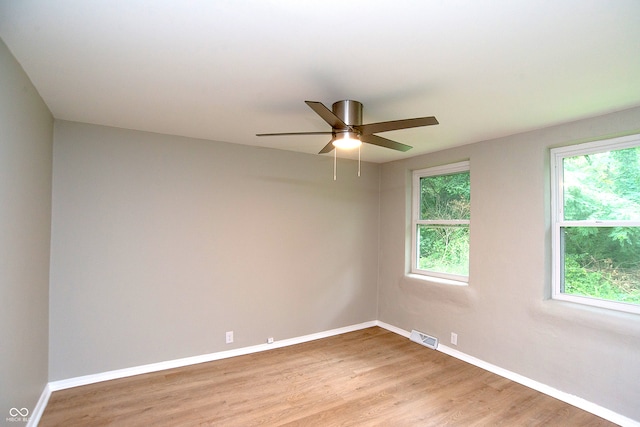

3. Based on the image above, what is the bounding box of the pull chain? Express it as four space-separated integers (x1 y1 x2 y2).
332 146 362 180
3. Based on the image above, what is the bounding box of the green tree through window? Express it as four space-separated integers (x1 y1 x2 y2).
412 162 470 281
552 136 640 313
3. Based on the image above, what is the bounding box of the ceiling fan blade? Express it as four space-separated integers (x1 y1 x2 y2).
360 134 412 152
256 131 333 136
305 101 349 130
318 141 335 154
356 116 438 134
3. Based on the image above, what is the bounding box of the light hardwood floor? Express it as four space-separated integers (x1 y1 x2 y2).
40 327 614 426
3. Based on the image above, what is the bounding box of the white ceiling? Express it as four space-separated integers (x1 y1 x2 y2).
1 1 639 163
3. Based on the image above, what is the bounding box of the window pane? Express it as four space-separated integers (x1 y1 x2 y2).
420 172 470 220
417 225 469 276
563 147 640 221
562 226 640 305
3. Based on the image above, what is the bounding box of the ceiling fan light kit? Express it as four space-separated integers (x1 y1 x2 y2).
257 99 438 180
331 131 361 149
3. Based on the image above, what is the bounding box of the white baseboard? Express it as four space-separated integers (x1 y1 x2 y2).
38 320 638 427
375 320 410 338
48 320 377 392
375 321 640 427
26 383 51 427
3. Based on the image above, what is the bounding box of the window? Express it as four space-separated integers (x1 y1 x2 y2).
411 161 470 282
551 134 640 314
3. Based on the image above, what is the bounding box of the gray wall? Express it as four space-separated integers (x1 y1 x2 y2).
0 39 52 419
49 121 380 380
378 106 640 421
3 28 639 421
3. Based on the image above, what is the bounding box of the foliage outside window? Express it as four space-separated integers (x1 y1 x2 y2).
412 161 470 282
551 135 640 314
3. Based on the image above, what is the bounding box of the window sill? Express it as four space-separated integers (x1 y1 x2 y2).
552 292 640 315
406 273 468 287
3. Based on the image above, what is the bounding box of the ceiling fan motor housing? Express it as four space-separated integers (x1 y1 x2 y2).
332 99 363 128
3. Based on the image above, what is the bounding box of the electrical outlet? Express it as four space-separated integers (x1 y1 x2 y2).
451 332 458 346
226 331 234 344
267 337 274 344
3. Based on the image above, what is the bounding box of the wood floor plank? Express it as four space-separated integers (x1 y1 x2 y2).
39 327 615 426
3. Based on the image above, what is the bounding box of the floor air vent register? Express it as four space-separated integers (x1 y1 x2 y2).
410 329 438 350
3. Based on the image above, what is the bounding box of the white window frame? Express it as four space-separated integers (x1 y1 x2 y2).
411 161 470 283
550 134 640 315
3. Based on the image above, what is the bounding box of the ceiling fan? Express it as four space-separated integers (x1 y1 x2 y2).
256 100 439 154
